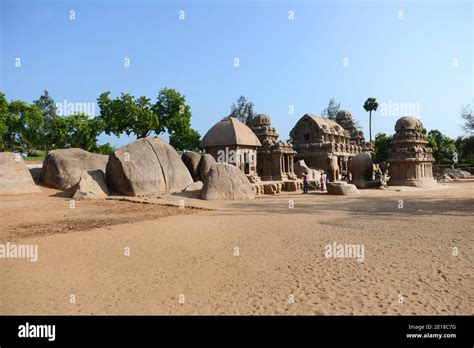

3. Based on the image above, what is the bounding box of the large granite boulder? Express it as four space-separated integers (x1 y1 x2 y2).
106 137 193 196
199 154 216 181
326 182 360 196
41 148 108 190
201 163 254 200
0 152 39 194
350 152 374 188
73 170 109 200
181 151 202 181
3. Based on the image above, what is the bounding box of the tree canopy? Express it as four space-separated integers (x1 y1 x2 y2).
321 97 340 120
97 88 201 151
229 95 255 126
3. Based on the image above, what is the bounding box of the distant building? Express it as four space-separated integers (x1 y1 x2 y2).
250 114 297 181
201 117 261 179
289 114 363 172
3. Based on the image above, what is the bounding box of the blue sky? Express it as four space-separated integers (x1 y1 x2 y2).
1 0 472 148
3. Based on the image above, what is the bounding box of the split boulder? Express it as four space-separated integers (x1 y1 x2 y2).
106 137 193 196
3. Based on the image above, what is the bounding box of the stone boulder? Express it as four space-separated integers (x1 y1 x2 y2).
436 173 453 183
199 154 216 182
439 168 471 179
184 181 203 192
181 151 202 181
201 163 254 200
0 152 39 194
326 182 360 196
106 137 193 196
73 170 109 199
41 148 108 190
350 152 373 188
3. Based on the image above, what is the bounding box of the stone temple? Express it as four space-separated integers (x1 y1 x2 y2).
250 114 297 181
290 114 363 172
335 110 371 151
387 116 436 187
201 117 261 181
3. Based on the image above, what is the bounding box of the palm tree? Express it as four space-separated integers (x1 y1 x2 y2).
363 97 379 143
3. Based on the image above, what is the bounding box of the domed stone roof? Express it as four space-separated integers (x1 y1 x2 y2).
395 117 423 131
336 110 352 123
252 114 271 126
201 117 262 147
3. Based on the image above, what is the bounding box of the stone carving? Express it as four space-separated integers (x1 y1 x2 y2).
201 117 261 181
290 114 363 174
387 117 436 187
250 114 297 181
349 152 374 188
326 154 340 182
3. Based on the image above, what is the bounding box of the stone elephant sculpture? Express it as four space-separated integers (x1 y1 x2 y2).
350 152 374 183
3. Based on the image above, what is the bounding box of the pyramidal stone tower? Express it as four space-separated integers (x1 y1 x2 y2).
388 117 436 187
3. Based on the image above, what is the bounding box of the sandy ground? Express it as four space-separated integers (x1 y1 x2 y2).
0 181 473 315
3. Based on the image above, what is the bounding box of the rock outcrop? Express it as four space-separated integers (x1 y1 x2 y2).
0 152 38 194
201 163 254 200
198 154 216 182
73 170 109 199
181 151 202 181
41 148 108 190
106 137 193 196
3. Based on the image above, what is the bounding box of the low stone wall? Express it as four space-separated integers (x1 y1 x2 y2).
252 180 303 196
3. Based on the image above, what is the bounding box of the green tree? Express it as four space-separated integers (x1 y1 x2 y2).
363 97 378 143
0 93 8 151
154 88 201 151
229 95 255 126
97 88 201 151
63 113 102 151
427 129 457 165
33 90 59 149
321 97 340 120
373 133 392 163
454 135 474 164
4 100 43 154
461 104 473 134
97 92 157 138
